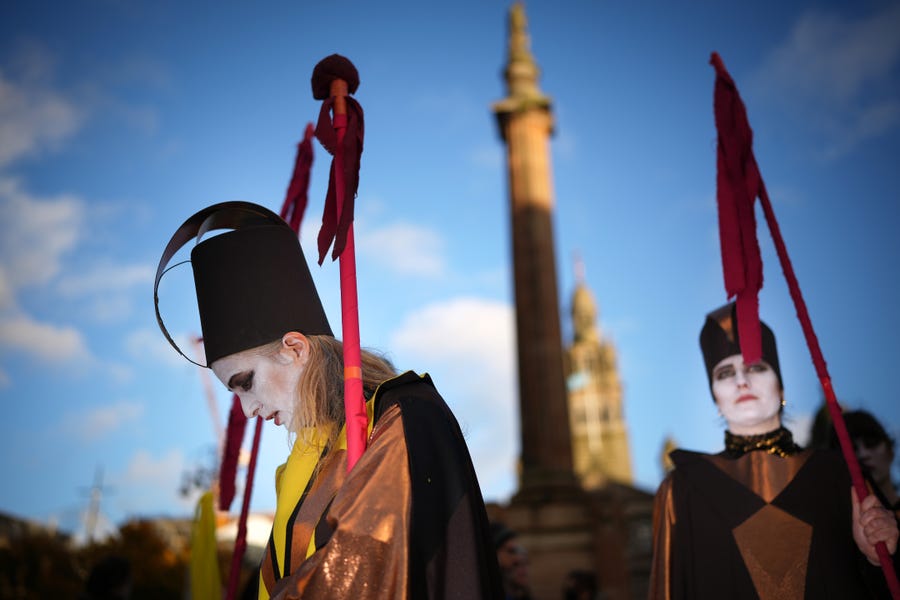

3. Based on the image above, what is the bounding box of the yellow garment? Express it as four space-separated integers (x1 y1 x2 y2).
259 400 374 600
190 490 221 600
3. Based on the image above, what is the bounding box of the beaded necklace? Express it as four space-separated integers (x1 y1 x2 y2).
724 426 802 458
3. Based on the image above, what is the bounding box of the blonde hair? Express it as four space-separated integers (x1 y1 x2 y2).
259 335 397 453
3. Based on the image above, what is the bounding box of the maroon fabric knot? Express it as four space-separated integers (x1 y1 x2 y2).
311 54 360 100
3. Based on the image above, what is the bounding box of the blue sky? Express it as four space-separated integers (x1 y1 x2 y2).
2 0 899 538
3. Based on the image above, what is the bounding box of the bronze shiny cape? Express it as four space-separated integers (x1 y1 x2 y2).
649 448 896 600
261 371 503 599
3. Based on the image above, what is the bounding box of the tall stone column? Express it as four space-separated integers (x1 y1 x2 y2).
493 2 576 495
487 7 649 599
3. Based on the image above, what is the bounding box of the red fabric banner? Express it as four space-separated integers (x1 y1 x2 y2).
217 395 246 511
315 97 364 264
710 51 763 365
282 122 316 232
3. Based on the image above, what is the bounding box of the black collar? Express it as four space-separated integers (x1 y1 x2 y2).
723 426 802 458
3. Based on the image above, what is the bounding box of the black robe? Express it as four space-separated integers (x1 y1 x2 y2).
649 447 896 599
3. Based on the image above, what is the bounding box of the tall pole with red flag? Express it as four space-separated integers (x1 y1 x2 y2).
311 55 367 471
710 51 900 597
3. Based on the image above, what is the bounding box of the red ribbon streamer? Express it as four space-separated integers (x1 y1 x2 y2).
315 96 364 264
217 395 246 511
282 122 317 232
711 51 900 598
711 52 763 365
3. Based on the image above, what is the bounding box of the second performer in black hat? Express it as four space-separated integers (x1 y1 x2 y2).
648 302 900 599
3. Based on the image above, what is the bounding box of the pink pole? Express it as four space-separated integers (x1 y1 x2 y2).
329 80 366 471
757 182 900 598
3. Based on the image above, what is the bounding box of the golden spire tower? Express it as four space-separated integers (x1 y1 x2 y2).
565 261 633 488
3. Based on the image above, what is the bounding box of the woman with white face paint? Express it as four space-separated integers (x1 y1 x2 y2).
156 202 503 600
648 303 900 600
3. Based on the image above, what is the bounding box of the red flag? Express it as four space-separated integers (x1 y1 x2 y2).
310 54 368 471
710 51 763 365
314 96 364 264
217 396 246 511
282 123 316 231
710 52 900 597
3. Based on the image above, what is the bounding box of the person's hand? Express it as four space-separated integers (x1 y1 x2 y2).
852 486 899 565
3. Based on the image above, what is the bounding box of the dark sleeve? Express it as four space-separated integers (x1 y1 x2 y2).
814 450 900 599
392 378 505 599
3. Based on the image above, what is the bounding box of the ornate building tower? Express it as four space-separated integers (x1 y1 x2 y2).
565 264 633 488
492 0 576 494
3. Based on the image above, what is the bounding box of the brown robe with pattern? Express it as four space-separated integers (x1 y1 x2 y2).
649 447 895 599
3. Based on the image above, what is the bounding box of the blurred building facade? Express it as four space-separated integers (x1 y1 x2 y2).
565 266 634 489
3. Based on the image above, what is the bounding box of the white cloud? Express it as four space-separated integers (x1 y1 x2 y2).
0 181 86 355
84 294 135 323
125 327 193 367
0 176 85 289
392 297 513 368
358 222 446 277
56 262 154 322
0 49 84 167
0 312 89 362
57 263 154 297
0 267 14 311
756 4 900 157
390 297 519 500
0 179 151 362
116 449 192 515
122 448 184 485
766 6 900 105
104 361 135 385
61 400 144 443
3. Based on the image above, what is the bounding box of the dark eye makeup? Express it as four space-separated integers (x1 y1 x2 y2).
714 366 735 380
228 370 254 392
714 361 771 381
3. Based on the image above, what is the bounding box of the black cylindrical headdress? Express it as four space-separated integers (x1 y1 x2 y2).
155 201 332 367
699 302 782 390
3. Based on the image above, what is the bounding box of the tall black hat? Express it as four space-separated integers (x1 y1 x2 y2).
699 302 782 390
155 201 332 367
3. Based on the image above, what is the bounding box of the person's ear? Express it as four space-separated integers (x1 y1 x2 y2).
279 332 309 365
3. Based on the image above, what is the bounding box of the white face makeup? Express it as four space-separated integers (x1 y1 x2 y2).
711 354 782 436
211 335 307 431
